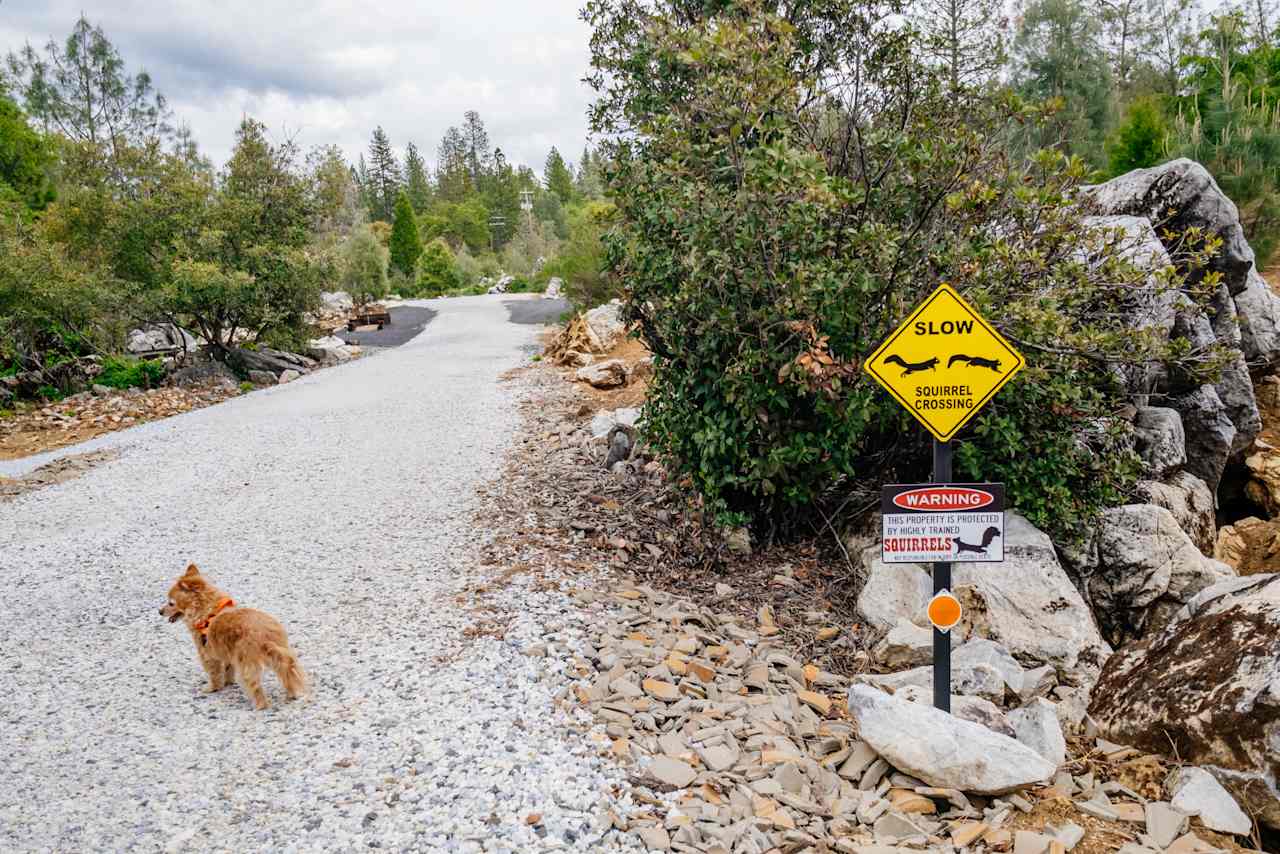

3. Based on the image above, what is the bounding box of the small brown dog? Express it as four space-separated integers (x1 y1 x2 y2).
160 564 307 710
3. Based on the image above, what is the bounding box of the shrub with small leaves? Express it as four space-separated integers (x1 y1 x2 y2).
585 0 1220 543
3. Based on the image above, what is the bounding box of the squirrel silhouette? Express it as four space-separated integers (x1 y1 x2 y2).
954 526 1000 555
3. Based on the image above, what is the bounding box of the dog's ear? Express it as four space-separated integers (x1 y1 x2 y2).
178 563 203 591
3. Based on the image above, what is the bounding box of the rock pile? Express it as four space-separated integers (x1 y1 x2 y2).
0 381 240 459
559 582 1259 852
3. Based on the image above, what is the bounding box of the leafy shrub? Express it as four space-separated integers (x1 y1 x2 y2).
340 226 389 308
97 355 166 389
414 239 461 297
585 0 1217 543
1108 97 1168 176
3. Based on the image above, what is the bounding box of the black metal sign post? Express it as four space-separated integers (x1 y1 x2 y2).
932 438 952 714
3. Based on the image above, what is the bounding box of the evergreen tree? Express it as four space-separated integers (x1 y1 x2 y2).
388 190 423 277
544 147 574 203
484 147 522 249
437 125 473 202
575 146 604 199
462 110 492 191
1013 0 1114 163
6 15 172 149
367 126 401 222
919 0 1008 88
404 141 431 212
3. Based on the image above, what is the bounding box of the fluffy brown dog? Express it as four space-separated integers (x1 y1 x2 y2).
160 564 307 710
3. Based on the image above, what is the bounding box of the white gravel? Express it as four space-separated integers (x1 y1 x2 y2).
0 296 631 852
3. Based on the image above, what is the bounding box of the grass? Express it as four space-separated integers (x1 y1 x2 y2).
97 356 166 390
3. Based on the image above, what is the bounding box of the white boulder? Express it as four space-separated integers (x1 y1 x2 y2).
846 685 1056 795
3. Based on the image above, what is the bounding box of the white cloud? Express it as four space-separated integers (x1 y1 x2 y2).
1 0 595 173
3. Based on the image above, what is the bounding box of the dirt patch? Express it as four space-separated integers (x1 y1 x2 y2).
0 449 119 502
0 380 240 461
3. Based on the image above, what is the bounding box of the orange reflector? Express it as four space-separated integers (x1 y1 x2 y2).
927 590 962 632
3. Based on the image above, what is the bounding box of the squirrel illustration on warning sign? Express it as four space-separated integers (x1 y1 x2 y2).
882 355 939 376
947 354 1003 372
954 526 1001 555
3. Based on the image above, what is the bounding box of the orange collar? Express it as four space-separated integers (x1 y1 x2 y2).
193 598 235 634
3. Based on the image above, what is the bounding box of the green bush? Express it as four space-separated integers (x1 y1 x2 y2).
585 0 1218 543
340 226 389 308
414 239 461 297
97 355 166 389
1108 97 1168 177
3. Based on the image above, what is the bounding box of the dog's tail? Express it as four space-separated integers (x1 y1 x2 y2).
265 643 308 699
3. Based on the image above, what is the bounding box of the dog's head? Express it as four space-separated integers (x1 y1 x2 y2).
160 564 209 624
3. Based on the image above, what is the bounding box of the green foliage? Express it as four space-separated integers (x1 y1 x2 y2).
388 191 422 276
413 239 460 297
544 147 574 203
418 198 490 253
341 226 389 308
541 200 615 308
1108 97 1169 175
584 0 1215 542
97 355 165 389
366 126 400 222
0 94 56 212
1012 0 1114 166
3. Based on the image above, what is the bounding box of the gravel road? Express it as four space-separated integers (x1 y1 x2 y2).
0 295 627 852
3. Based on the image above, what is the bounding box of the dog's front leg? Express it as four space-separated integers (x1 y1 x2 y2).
196 643 227 693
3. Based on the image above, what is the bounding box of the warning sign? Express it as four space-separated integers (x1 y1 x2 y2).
881 483 1005 563
864 283 1024 441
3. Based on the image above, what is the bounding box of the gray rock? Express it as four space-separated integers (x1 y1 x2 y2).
247 370 275 386
319 290 353 312
857 513 1110 683
585 301 626 350
1089 504 1235 643
859 662 1005 704
1169 385 1236 497
576 359 628 389
277 369 300 384
1234 267 1280 367
1008 699 1067 768
1145 802 1188 849
543 277 564 300
847 685 1056 795
1135 471 1216 556
1132 407 1186 478
1089 574 1280 829
894 686 1015 737
646 756 697 789
1214 351 1262 454
589 407 639 439
871 619 934 669
1168 767 1252 836
1084 159 1255 295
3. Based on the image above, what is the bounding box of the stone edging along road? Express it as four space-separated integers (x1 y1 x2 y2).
0 294 632 852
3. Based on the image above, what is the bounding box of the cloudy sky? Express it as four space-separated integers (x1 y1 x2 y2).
0 1 595 174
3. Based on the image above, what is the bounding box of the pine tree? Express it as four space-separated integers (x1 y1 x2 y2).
575 146 604 199
367 126 401 222
484 147 522 249
388 190 423 277
462 110 492 192
919 0 1008 88
544 147 574 203
436 125 472 202
404 141 431 212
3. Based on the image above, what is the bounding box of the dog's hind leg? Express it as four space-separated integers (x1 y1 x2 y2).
234 661 270 710
266 643 308 700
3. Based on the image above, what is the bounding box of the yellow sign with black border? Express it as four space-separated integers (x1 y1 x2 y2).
864 284 1024 442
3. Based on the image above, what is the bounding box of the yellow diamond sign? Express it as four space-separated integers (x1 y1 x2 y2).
864 284 1024 442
